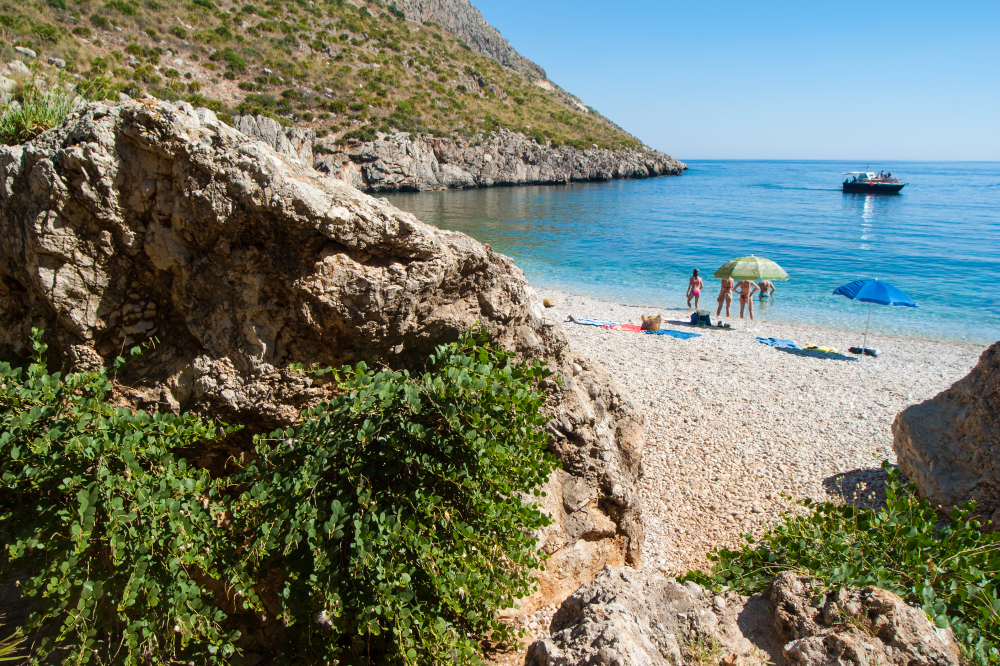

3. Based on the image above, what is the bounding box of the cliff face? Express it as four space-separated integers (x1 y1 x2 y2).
234 114 686 193
391 0 548 81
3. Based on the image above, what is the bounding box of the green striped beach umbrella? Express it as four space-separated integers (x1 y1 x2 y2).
713 255 789 281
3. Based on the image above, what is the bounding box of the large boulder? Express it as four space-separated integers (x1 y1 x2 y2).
0 99 644 611
893 342 1000 525
526 568 960 666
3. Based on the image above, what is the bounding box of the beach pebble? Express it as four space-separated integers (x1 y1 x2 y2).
539 288 983 573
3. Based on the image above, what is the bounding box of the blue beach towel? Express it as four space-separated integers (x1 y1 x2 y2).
756 336 800 349
569 318 622 327
644 329 701 340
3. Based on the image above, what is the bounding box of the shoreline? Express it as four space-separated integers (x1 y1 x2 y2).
533 284 993 347
536 287 986 574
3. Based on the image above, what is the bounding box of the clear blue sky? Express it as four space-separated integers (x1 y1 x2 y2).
472 1 1000 161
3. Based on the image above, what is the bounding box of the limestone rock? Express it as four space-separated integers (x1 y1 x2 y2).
526 568 960 666
0 99 644 608
771 572 960 666
893 341 1000 524
525 566 773 666
233 120 686 193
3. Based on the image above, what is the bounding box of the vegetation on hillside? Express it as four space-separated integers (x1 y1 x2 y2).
684 462 1000 665
0 0 642 150
0 329 557 664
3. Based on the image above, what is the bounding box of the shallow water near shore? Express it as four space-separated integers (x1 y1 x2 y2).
384 160 999 345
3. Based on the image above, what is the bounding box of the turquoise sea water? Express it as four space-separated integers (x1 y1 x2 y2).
384 161 1000 345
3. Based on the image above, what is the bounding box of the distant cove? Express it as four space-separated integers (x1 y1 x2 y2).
385 160 1000 345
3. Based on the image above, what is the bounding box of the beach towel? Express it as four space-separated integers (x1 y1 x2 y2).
644 329 701 340
603 323 643 332
756 337 800 349
805 343 841 354
568 318 621 327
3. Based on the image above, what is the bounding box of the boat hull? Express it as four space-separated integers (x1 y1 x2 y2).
842 182 906 194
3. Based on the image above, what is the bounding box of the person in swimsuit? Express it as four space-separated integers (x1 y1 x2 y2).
758 279 776 301
686 269 703 310
733 279 759 319
716 277 734 317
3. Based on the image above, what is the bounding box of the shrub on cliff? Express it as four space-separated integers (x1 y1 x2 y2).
685 462 1000 665
0 332 243 664
232 330 557 663
0 82 77 145
0 330 556 665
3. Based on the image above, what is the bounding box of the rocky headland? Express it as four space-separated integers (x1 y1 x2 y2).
233 113 686 192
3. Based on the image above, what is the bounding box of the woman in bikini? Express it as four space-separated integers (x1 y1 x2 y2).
686 269 703 310
734 279 759 319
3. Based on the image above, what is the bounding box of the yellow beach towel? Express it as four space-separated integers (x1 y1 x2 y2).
805 343 840 354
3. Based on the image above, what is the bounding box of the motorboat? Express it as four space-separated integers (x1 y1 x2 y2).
842 171 906 194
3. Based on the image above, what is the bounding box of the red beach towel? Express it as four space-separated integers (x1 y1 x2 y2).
602 323 643 332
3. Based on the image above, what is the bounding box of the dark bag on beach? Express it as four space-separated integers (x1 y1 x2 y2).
690 312 712 327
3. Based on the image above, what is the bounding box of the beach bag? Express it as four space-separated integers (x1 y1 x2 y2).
690 312 712 327
641 315 661 331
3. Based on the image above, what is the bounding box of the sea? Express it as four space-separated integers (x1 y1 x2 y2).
383 161 1000 345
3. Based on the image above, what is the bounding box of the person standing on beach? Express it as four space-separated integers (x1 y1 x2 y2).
758 279 776 301
686 269 703 310
716 277 735 317
734 279 759 319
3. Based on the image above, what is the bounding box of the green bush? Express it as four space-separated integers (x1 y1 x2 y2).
233 331 556 663
1 331 556 665
338 126 376 143
0 332 243 664
684 462 1000 665
105 0 136 16
0 83 77 145
89 13 112 29
167 25 187 38
71 25 92 37
210 47 246 73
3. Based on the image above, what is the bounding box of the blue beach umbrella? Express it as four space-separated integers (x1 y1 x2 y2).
832 279 917 354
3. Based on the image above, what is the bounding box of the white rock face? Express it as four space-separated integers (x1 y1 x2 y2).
232 115 686 193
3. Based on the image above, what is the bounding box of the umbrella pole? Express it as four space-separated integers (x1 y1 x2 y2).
862 303 872 359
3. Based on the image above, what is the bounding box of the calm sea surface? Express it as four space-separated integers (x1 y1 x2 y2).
383 161 1000 345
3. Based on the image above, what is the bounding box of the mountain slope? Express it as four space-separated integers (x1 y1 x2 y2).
0 0 683 176
389 0 546 80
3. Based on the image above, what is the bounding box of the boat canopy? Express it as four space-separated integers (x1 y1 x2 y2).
843 171 877 179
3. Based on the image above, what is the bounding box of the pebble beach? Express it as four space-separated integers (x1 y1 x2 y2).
537 287 987 575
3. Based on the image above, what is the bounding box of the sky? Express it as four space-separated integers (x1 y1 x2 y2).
471 0 1000 161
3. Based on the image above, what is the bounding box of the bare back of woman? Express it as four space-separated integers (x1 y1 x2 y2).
686 269 703 310
717 277 735 317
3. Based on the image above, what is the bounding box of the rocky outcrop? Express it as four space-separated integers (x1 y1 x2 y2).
390 0 547 80
893 341 1000 525
771 572 959 666
526 568 960 666
314 129 686 192
233 116 686 192
525 566 773 666
0 99 644 611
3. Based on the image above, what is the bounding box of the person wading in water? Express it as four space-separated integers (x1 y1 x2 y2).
716 277 735 318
